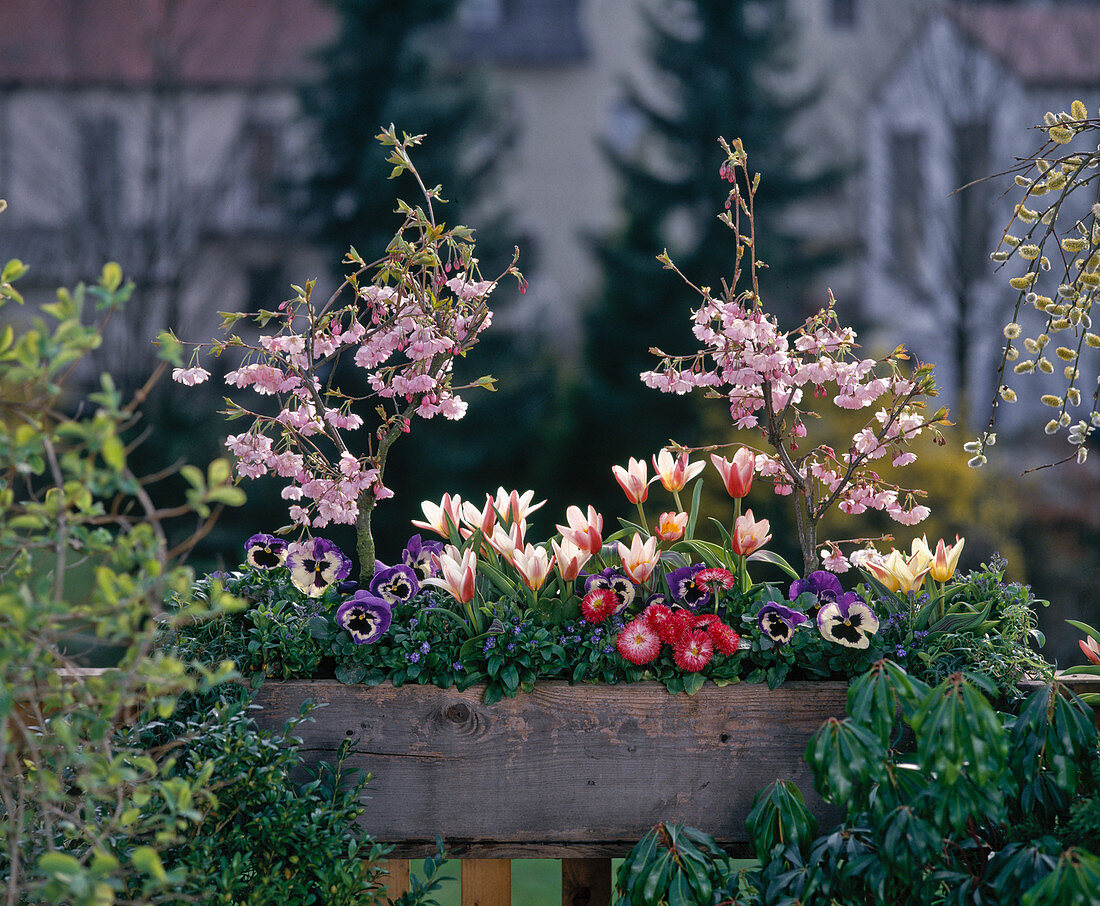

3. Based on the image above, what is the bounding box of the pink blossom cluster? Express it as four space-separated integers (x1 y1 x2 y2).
200 272 496 530
642 298 935 528
642 137 948 571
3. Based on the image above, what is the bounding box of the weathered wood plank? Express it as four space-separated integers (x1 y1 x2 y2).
562 858 612 906
382 859 410 898
461 859 511 906
252 680 848 855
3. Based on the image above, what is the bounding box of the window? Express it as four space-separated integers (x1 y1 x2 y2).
889 131 923 280
458 0 503 30
247 122 280 209
830 0 857 29
953 120 992 285
80 116 121 230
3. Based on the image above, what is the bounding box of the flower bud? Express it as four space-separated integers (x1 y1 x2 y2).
1014 360 1035 374
1045 419 1060 434
1019 245 1040 260
1038 358 1054 374
1067 388 1082 406
1003 322 1022 339
999 386 1017 403
1041 394 1062 407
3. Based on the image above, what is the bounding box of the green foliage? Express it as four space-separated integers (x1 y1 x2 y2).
736 662 1100 905
873 556 1052 696
614 823 741 906
0 245 244 902
127 687 390 905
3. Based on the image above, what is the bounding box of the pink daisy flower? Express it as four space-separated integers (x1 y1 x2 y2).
710 622 742 655
673 630 714 672
582 588 619 624
695 567 736 590
616 618 662 665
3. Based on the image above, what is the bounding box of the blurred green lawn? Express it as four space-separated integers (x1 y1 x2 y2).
424 860 588 905
410 857 757 903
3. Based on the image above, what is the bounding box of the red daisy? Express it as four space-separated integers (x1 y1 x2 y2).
695 567 736 590
673 629 714 672
643 602 673 634
710 621 742 655
582 587 619 623
616 618 662 665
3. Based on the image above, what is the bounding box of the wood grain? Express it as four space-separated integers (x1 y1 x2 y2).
381 859 410 898
461 859 511 906
252 680 848 856
561 858 612 906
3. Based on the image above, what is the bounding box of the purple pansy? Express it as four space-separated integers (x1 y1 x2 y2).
667 564 710 609
369 563 420 605
286 537 352 597
583 567 635 615
335 591 392 644
402 534 444 581
245 533 288 570
789 570 843 620
817 592 879 649
757 601 809 644
644 592 670 609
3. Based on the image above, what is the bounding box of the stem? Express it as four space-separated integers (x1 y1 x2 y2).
794 491 817 575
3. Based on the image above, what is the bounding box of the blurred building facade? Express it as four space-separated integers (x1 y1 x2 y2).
863 3 1100 435
0 0 336 382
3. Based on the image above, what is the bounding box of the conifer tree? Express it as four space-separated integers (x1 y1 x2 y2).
562 0 844 511
300 0 534 550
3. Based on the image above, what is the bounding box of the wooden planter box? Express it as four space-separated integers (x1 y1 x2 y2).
250 679 849 859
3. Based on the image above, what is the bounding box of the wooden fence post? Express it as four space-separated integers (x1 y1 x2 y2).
562 858 613 906
461 859 511 906
382 859 410 899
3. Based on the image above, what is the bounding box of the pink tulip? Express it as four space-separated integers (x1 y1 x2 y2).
424 545 477 604
617 534 660 584
711 448 755 499
411 493 463 537
1081 636 1100 666
652 449 704 493
492 487 546 525
731 509 771 556
513 543 555 592
460 494 498 537
654 511 688 542
486 522 524 567
556 504 603 555
551 537 592 582
612 457 651 504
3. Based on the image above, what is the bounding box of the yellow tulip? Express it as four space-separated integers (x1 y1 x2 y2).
929 536 965 582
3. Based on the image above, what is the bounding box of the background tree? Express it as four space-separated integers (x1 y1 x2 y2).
554 0 846 524
299 0 536 559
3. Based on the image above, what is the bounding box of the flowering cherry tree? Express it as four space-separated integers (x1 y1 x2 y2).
170 128 522 584
642 138 950 573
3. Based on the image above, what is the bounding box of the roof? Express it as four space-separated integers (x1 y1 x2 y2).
0 0 338 88
950 3 1100 87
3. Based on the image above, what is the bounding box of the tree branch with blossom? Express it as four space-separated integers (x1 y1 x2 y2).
642 138 950 573
170 127 522 584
